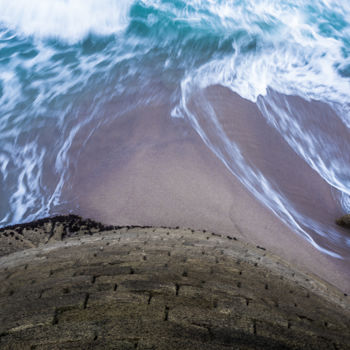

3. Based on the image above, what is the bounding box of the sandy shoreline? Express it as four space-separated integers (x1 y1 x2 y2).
61 89 350 294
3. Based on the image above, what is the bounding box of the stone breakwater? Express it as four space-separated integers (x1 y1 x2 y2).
0 216 349 349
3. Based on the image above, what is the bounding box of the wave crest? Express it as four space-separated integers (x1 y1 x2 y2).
0 0 133 42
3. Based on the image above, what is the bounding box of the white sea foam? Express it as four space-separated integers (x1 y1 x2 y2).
7 142 46 224
0 0 133 42
175 75 346 258
171 0 350 256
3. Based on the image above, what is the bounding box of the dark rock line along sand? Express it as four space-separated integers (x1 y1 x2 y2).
1 216 349 349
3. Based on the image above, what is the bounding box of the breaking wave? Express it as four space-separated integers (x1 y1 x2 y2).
0 0 350 258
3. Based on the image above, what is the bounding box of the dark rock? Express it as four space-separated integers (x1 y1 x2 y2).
336 214 350 228
0 215 117 258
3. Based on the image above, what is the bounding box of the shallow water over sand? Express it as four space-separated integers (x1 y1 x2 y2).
0 0 350 265
67 91 350 292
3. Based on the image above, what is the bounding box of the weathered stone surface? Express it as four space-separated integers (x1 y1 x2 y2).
0 215 115 257
336 214 350 228
0 216 349 349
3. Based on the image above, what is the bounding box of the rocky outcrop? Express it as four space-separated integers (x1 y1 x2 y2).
0 215 115 258
336 214 350 228
0 216 349 349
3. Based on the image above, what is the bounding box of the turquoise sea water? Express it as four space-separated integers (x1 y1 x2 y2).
0 0 350 258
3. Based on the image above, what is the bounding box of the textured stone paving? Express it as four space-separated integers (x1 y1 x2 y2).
0 216 349 349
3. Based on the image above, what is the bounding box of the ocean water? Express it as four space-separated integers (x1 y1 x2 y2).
0 0 350 258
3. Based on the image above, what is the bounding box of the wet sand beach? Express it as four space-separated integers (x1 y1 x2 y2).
64 89 350 294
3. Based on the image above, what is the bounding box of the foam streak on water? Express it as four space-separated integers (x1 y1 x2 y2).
0 0 349 258
0 0 133 43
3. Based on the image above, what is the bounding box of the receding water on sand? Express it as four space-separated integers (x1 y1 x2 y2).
0 0 350 289
59 89 348 292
